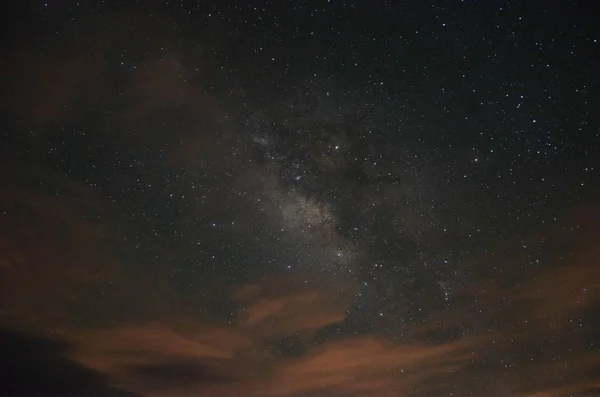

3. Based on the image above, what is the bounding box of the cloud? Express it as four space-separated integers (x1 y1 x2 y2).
54 322 262 397
263 336 474 397
62 323 253 364
4 181 596 397
1 38 109 124
2 162 599 397
0 327 140 397
472 200 600 332
233 272 354 337
0 167 119 323
0 11 157 125
413 201 600 397
4 263 472 397
40 269 482 397
512 206 600 326
1 10 224 172
0 166 183 328
126 361 235 390
50 320 477 397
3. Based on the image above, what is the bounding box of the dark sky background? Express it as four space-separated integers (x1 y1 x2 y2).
1 1 599 396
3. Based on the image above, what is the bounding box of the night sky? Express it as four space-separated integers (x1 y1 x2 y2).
1 1 599 396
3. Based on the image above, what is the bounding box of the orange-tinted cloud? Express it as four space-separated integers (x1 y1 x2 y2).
49 320 478 397
1 10 223 160
234 272 354 337
2 164 599 397
0 167 117 322
1 43 107 124
263 336 475 397
413 201 600 397
0 166 181 328
470 200 600 332
54 322 261 396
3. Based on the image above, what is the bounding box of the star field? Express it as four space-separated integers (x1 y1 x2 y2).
0 1 599 396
